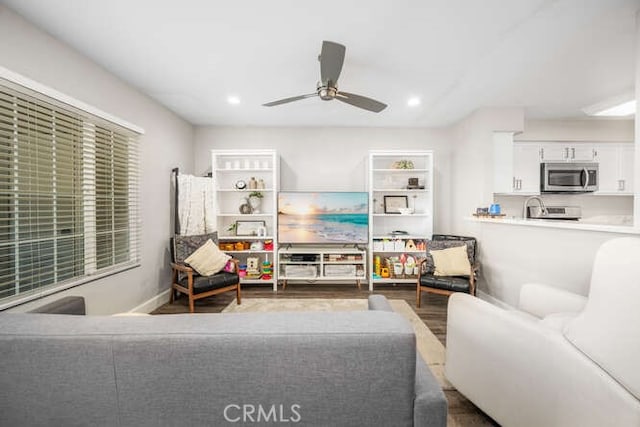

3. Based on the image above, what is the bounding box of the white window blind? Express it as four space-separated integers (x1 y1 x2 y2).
0 84 140 305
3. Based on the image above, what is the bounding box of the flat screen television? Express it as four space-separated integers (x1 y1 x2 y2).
278 192 369 244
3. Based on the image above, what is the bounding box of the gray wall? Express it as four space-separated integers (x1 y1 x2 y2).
1 6 194 314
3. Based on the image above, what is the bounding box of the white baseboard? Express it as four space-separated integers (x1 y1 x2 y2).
129 290 171 314
477 290 514 310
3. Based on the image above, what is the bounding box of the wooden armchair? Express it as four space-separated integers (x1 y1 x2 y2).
416 234 478 308
170 232 241 313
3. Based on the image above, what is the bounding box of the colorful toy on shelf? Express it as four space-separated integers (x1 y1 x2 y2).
261 259 273 280
374 256 381 276
380 267 390 278
238 264 247 278
405 239 417 251
246 257 261 278
264 240 274 251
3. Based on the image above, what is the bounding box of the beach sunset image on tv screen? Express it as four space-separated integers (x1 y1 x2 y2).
278 192 369 244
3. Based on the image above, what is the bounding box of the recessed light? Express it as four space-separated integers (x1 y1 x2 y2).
227 96 241 105
407 97 421 107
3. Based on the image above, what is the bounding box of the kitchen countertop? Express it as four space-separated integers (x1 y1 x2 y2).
467 216 640 234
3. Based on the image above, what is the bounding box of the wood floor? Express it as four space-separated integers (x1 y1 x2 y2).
153 282 498 426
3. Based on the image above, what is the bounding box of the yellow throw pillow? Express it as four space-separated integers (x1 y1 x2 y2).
184 239 231 276
430 244 471 277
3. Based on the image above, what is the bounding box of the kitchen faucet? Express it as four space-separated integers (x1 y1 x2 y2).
523 196 547 219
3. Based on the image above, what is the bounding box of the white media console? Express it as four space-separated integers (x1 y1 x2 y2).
277 246 367 289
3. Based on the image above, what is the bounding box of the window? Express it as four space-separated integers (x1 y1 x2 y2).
0 83 140 306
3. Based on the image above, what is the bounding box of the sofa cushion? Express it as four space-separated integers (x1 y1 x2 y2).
430 245 471 277
564 237 640 401
184 239 230 276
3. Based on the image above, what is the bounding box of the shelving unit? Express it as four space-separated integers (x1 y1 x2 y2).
368 150 434 290
211 149 279 290
278 247 366 289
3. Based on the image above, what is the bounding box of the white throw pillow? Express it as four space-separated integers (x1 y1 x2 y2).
184 239 231 276
430 245 471 277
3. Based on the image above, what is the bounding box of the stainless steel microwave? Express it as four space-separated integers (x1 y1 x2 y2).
540 162 598 193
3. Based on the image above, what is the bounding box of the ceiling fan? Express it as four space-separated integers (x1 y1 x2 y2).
263 41 387 113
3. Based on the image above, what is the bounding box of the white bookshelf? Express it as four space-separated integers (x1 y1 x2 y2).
368 150 434 290
211 149 279 291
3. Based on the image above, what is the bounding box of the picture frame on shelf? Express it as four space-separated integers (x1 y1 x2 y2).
383 195 408 214
235 220 266 236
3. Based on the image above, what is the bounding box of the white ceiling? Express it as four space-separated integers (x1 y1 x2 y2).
2 0 638 127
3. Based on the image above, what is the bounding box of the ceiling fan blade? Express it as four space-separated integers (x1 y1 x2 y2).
336 91 387 113
262 93 317 107
319 41 346 86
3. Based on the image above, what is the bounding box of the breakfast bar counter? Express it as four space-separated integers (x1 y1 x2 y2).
462 216 640 307
466 217 640 235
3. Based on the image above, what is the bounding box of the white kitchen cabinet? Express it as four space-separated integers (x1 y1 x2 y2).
620 144 634 193
539 142 596 162
594 143 634 194
512 143 541 193
493 133 540 194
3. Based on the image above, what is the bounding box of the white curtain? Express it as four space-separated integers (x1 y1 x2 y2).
177 174 216 236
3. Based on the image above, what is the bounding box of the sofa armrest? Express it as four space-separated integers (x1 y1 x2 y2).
444 292 640 427
170 262 193 273
518 283 587 318
28 296 86 315
414 355 448 427
368 294 394 311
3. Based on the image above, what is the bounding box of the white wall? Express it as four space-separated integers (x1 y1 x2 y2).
636 9 640 227
449 107 525 235
1 6 194 314
194 126 454 232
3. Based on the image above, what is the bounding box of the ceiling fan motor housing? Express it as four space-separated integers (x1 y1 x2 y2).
318 86 337 100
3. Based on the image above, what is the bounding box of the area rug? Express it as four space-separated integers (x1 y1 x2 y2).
222 298 452 390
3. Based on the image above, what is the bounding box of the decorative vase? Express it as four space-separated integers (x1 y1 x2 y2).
248 196 261 213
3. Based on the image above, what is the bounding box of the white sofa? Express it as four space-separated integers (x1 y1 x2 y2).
445 237 640 427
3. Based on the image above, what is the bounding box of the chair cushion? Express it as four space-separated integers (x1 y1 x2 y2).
178 271 239 294
419 275 470 293
173 232 219 263
184 239 230 276
431 245 471 276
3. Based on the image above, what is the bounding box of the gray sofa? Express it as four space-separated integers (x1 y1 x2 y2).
0 295 446 427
